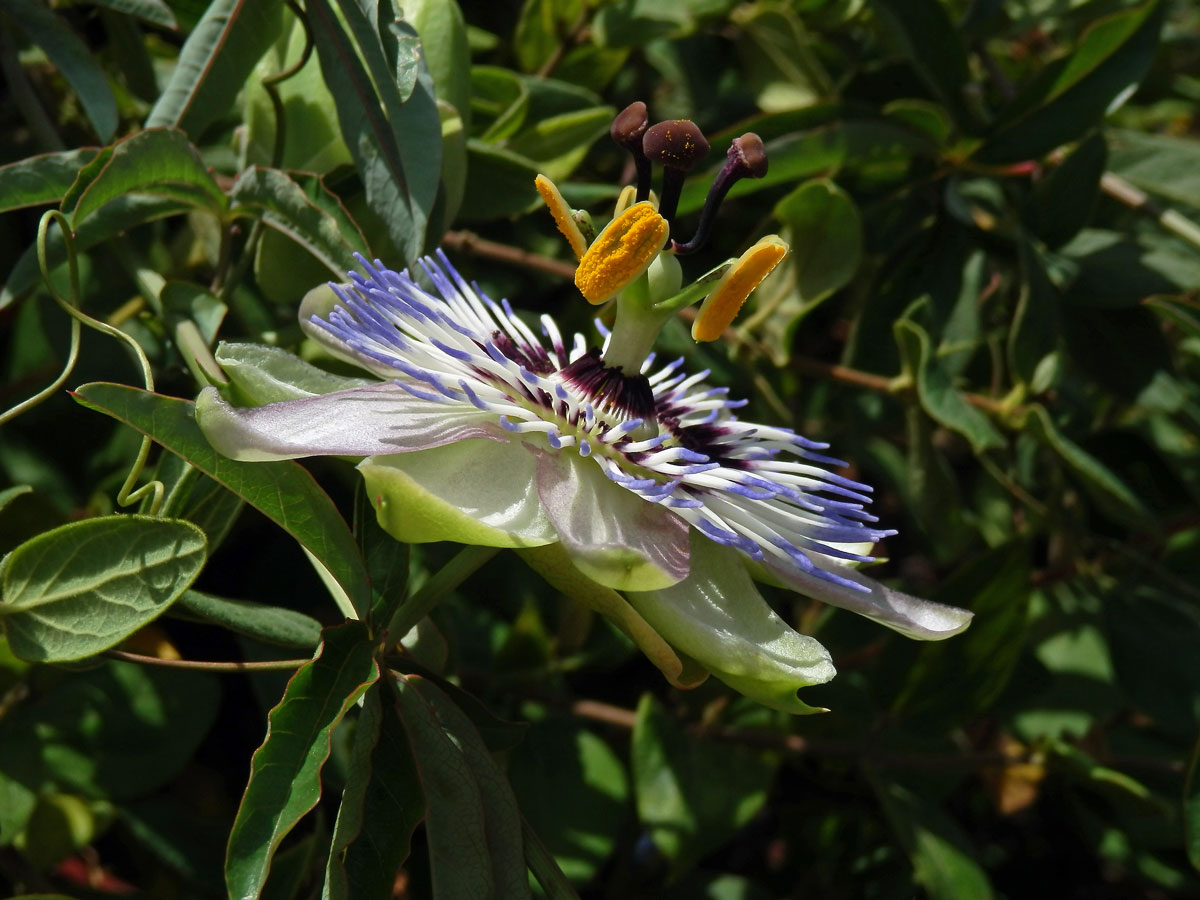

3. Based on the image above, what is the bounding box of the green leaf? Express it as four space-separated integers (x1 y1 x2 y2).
226 621 379 900
155 460 244 551
631 694 775 876
512 0 582 72
1186 731 1200 872
0 149 100 214
678 118 935 216
874 780 994 900
470 66 530 142
306 0 442 264
1058 229 1200 309
408 676 532 899
324 682 424 900
406 0 472 132
894 318 1005 453
1107 127 1200 209
1061 303 1173 401
2 197 193 308
508 715 628 885
72 383 372 618
5 0 118 141
354 487 409 630
892 542 1031 730
869 0 974 127
391 674 500 899
973 0 1164 164
773 177 863 301
1025 404 1154 526
731 3 831 112
460 139 540 220
0 516 206 662
0 659 220 802
173 590 322 649
89 0 177 28
1033 132 1107 249
70 128 228 227
506 105 616 180
231 167 367 278
0 486 33 516
147 0 287 137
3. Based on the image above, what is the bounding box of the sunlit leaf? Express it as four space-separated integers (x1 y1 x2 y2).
226 621 379 900
72 383 372 617
147 0 287 137
0 516 206 662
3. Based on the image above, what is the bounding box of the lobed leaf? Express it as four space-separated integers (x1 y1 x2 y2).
72 383 372 618
0 515 206 662
226 620 379 900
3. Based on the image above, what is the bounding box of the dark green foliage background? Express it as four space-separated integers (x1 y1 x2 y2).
1 0 1199 898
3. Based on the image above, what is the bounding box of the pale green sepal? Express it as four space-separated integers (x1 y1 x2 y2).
215 341 371 406
359 439 557 549
517 543 707 690
534 451 690 592
626 533 836 715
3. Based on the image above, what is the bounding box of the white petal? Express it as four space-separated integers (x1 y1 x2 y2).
195 384 498 461
626 533 835 714
359 439 557 548
762 560 973 640
533 449 690 591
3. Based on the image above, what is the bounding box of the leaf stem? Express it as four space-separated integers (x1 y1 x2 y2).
1099 171 1200 254
385 545 500 641
522 816 582 900
104 649 311 672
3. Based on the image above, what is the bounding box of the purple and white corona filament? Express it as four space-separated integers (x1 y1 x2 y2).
319 251 888 594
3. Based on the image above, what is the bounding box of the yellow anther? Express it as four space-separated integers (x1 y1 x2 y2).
691 235 789 342
575 202 669 305
535 174 587 261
